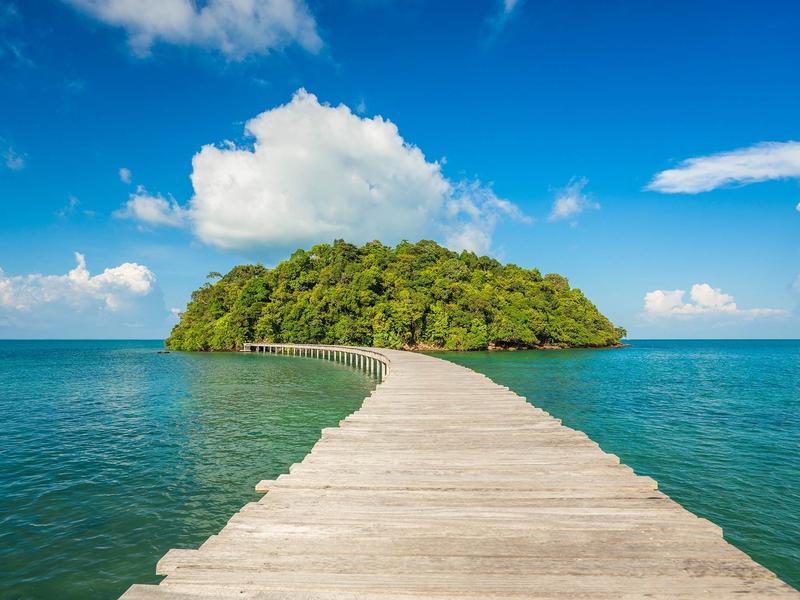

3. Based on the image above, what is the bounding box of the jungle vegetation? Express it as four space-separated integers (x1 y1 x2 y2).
166 240 626 351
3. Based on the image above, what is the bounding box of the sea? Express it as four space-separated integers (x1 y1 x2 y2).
0 339 798 598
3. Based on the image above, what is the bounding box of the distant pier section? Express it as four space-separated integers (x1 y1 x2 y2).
123 344 800 599
242 342 389 379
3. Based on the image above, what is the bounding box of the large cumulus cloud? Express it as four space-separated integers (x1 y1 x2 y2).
185 90 527 254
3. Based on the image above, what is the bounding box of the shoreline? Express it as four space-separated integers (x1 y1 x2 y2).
167 342 630 353
410 342 630 352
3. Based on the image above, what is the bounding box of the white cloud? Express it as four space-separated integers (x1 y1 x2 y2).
0 252 155 312
548 177 599 222
56 195 81 219
647 141 800 194
0 253 168 337
3 144 25 170
0 4 35 69
795 201 800 212
486 0 523 34
644 283 786 319
115 186 187 228
443 182 532 253
119 167 132 183
64 0 322 59
188 89 528 255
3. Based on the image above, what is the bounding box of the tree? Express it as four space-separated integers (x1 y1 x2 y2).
166 240 625 351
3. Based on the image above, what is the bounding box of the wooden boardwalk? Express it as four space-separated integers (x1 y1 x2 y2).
122 344 799 599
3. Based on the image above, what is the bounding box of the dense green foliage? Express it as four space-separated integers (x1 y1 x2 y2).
166 240 626 351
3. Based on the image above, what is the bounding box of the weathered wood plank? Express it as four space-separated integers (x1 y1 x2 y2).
254 479 275 493
121 344 800 599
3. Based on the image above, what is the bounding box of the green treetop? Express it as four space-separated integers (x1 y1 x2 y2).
166 239 626 352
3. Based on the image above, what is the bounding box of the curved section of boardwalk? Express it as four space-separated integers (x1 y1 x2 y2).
123 345 799 599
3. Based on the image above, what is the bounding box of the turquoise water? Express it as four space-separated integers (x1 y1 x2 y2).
0 341 375 599
440 340 800 590
1 340 798 597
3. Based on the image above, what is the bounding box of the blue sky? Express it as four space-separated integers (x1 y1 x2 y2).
1 0 799 339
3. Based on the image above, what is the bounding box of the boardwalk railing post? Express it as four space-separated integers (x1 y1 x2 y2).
252 343 390 382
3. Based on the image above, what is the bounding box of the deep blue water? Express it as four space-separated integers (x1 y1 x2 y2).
440 340 800 590
1 339 798 597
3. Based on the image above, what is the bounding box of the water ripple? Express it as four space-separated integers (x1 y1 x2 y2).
0 340 374 599
440 340 800 591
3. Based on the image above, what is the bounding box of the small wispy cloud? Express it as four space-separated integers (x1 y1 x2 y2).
644 283 786 319
444 180 532 254
548 177 599 223
114 185 187 229
2 41 34 68
485 0 523 37
56 195 95 219
119 167 132 183
3 143 25 170
647 141 800 194
0 3 35 69
56 195 80 219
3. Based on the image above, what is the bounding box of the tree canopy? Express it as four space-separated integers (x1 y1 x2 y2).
166 240 626 351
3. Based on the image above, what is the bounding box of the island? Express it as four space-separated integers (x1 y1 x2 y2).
166 239 626 351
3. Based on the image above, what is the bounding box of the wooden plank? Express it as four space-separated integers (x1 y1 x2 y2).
122 345 800 599
254 479 275 493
